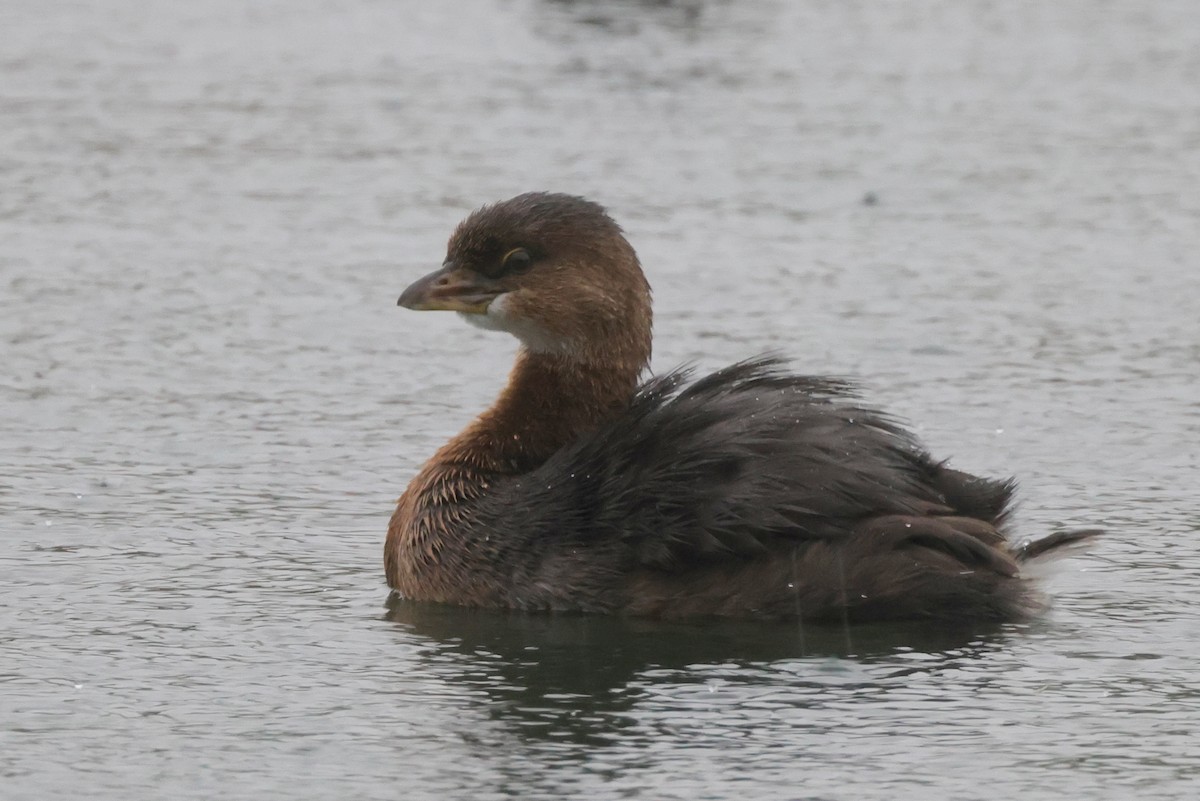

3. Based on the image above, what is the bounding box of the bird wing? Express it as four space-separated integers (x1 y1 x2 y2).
524 356 1015 571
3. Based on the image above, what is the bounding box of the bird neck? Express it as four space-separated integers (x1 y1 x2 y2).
439 348 644 475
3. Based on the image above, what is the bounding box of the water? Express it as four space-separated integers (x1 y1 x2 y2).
2 1 1198 798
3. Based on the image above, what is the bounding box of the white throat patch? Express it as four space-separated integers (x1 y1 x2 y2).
459 293 568 354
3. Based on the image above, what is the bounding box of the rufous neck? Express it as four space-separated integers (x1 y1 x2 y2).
448 349 644 474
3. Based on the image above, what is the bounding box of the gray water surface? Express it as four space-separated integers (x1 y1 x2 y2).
3 1 1198 799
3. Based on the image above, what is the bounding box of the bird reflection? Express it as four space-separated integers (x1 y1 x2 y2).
544 0 705 30
384 594 1011 748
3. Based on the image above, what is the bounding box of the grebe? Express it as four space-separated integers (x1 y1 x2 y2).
385 192 1094 621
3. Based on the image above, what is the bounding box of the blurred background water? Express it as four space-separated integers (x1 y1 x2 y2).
2 1 1198 799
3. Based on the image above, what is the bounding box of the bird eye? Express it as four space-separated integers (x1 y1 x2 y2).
500 248 533 274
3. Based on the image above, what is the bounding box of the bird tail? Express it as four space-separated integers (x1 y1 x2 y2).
1013 529 1102 561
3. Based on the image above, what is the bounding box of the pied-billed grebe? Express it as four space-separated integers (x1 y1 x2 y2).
386 192 1095 621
